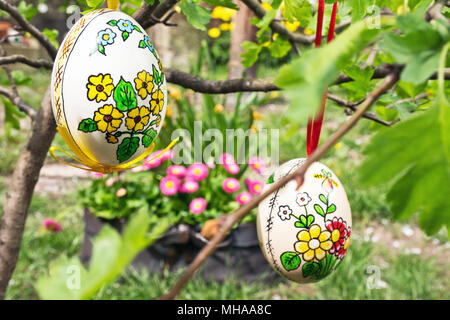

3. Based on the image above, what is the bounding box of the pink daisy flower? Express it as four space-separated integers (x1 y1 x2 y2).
105 177 117 187
116 187 127 198
91 172 104 178
43 219 62 233
220 153 240 175
144 153 162 169
246 179 264 195
159 149 174 162
222 177 240 193
167 165 187 178
189 197 207 214
160 175 181 196
248 156 265 174
179 179 199 193
186 163 209 181
236 191 252 205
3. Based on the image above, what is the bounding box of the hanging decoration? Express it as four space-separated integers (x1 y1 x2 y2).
257 1 352 283
50 1 174 173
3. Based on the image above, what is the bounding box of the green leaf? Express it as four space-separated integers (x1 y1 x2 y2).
379 14 448 84
306 214 315 227
18 1 38 21
319 194 327 204
122 31 129 41
139 40 146 48
152 64 162 85
86 0 104 9
202 0 238 10
327 204 336 214
375 106 399 122
133 25 142 33
359 44 450 236
117 137 140 163
280 252 301 271
10 70 31 86
314 204 325 217
302 261 320 278
268 36 292 58
107 20 118 26
113 77 137 111
36 211 170 300
351 0 370 23
283 0 312 26
241 41 262 68
274 20 382 119
142 128 157 147
179 0 211 31
78 118 98 132
98 44 105 55
43 28 60 49
3 98 24 131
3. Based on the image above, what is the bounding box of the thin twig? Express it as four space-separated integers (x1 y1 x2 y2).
159 71 400 300
0 54 53 69
0 0 57 59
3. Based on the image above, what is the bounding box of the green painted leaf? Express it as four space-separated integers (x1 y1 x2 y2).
327 204 337 214
139 40 146 48
241 41 262 68
152 65 161 85
280 252 301 271
98 44 105 55
142 129 157 147
267 173 275 184
300 215 307 226
113 77 137 111
133 25 142 33
117 137 140 163
179 0 211 31
107 20 117 26
122 31 129 41
302 261 320 278
306 214 315 227
319 194 327 204
295 221 304 228
314 204 325 217
78 118 98 132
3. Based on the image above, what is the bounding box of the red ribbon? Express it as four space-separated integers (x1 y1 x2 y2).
307 1 338 157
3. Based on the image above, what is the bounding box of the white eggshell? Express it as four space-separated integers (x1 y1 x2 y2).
257 158 352 283
51 9 166 166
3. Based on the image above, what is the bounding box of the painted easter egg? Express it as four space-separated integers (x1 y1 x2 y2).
51 9 166 169
257 158 352 283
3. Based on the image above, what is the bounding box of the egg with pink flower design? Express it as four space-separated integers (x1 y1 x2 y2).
257 158 352 283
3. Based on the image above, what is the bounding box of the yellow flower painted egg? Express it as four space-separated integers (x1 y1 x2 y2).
257 159 352 283
50 9 166 170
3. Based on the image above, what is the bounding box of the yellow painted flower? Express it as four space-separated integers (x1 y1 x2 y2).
125 106 151 131
214 104 224 113
261 2 272 11
94 104 123 133
294 224 332 261
150 89 165 115
106 133 118 144
208 27 221 38
87 74 114 102
134 71 154 100
155 114 161 127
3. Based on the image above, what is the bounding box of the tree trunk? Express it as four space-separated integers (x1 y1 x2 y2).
0 89 56 299
228 1 258 79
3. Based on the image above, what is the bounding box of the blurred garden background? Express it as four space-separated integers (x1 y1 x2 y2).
0 0 449 300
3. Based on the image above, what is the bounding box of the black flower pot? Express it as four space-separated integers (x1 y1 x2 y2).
81 208 281 282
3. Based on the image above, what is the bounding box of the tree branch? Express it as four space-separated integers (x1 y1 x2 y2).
0 85 36 118
159 70 400 300
241 0 314 45
0 0 57 59
0 54 54 70
134 0 179 29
